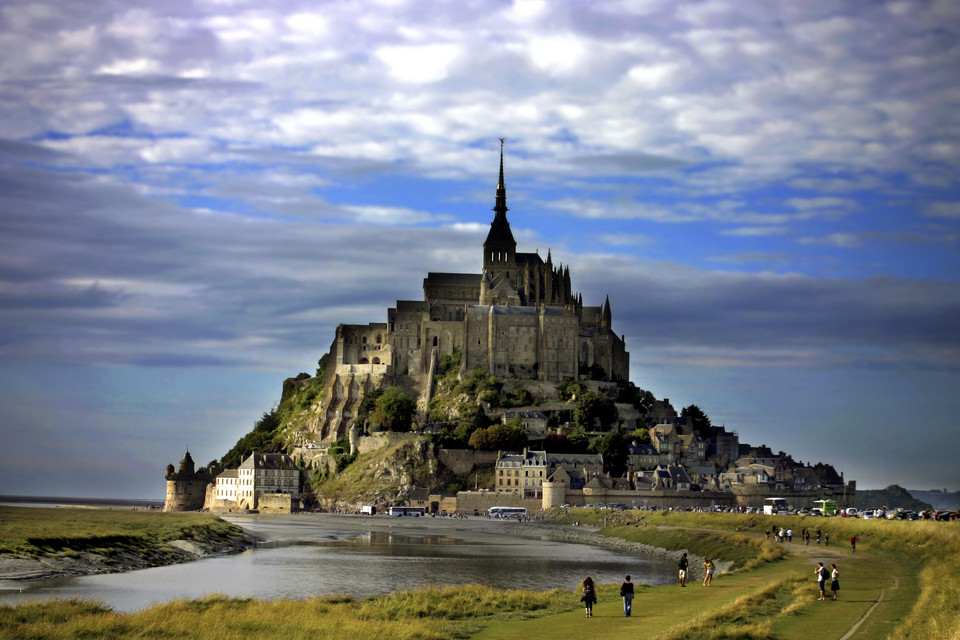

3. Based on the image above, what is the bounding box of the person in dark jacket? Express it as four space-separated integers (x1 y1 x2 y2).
581 576 597 617
678 553 689 587
620 575 634 617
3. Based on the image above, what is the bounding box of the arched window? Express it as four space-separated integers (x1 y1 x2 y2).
432 336 438 347
362 336 367 344
376 335 382 344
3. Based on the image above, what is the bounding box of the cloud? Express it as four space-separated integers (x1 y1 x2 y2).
926 202 960 220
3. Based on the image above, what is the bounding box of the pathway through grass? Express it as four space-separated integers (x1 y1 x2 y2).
471 528 919 640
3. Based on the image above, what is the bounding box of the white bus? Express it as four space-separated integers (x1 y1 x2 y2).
488 506 527 519
763 497 788 515
388 506 425 517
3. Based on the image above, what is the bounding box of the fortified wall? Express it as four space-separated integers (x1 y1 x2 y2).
730 483 856 509
455 490 542 516
163 451 218 512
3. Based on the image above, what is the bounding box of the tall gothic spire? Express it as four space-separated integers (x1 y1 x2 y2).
495 137 508 217
484 138 516 253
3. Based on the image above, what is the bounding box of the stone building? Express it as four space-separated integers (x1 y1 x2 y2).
315 144 629 442
163 450 218 511
236 452 300 510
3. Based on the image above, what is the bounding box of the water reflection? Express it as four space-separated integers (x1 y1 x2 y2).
0 521 676 612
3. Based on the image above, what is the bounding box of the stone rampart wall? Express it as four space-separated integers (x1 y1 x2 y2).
355 431 420 455
563 488 737 510
454 490 543 515
259 493 295 514
730 484 856 509
164 479 209 512
437 449 499 476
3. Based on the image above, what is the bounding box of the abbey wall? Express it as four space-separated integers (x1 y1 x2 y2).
311 145 629 444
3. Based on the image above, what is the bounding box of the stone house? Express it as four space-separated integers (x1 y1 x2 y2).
236 452 300 510
627 443 660 471
214 468 239 502
502 410 549 435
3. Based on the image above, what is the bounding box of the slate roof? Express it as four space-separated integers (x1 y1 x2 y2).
239 452 297 471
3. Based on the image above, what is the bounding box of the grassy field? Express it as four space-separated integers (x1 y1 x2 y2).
0 506 249 558
1 509 957 640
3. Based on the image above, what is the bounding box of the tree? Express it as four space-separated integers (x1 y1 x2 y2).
220 409 283 468
629 428 651 445
573 391 618 431
356 388 384 429
371 386 416 432
468 420 527 451
557 380 584 402
589 431 629 477
617 383 656 415
681 404 712 439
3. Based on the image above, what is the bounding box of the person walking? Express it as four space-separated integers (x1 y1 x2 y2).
830 564 840 600
787 528 793 543
620 575 634 617
850 535 858 552
678 553 689 587
581 576 597 617
816 529 822 545
816 562 829 601
703 558 715 586
825 532 830 547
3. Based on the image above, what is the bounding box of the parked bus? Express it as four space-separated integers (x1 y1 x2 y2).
388 506 425 517
488 506 527 519
763 497 789 515
814 499 838 516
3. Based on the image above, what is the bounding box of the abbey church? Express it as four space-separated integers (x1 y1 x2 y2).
318 145 629 441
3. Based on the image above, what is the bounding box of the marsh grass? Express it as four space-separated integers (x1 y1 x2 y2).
0 586 577 640
4 509 959 640
0 507 247 558
547 508 960 640
547 508 788 571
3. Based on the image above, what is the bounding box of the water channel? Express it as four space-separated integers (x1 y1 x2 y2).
0 514 677 612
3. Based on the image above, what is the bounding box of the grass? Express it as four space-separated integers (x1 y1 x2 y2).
0 507 248 558
0 586 576 640
2 509 958 640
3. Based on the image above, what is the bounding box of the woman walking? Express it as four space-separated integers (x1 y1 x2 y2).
581 576 597 617
830 564 840 600
703 558 715 586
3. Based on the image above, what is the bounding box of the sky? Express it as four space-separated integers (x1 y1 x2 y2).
1 0 958 500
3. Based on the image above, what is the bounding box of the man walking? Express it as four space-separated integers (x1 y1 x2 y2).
620 575 634 616
679 553 689 587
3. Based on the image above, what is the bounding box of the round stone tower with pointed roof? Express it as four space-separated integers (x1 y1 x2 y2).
164 449 217 511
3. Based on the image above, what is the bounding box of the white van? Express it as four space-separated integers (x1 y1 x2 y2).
360 505 376 515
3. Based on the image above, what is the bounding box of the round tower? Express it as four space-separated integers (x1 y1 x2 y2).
179 450 195 475
349 422 360 455
542 478 567 510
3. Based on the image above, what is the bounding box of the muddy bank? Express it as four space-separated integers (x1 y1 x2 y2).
0 529 258 582
222 513 732 579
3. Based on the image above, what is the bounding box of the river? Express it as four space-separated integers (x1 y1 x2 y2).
0 513 677 612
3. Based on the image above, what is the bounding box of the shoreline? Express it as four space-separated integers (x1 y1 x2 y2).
0 517 258 583
0 511 718 585
221 512 727 579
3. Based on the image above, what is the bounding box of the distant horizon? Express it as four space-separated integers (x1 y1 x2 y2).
3 483 958 506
